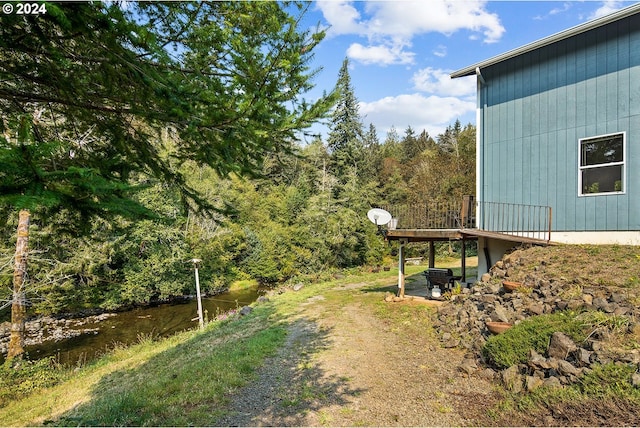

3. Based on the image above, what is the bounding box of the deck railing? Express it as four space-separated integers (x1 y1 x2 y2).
475 200 552 242
379 200 463 230
378 197 552 242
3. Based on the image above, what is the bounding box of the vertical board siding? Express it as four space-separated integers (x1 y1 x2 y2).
481 14 640 232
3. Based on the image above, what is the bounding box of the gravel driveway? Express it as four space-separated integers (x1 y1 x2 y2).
215 285 499 427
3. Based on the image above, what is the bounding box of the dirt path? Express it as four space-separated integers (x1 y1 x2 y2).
216 282 500 427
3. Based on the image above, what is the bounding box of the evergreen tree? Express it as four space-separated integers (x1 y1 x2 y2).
361 123 382 186
0 1 335 360
327 59 365 184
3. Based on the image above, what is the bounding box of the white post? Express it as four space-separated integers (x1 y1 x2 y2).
191 259 204 329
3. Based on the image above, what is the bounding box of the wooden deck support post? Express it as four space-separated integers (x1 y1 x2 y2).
461 238 467 283
398 242 405 297
428 241 435 268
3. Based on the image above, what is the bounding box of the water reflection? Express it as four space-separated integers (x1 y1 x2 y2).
19 285 262 366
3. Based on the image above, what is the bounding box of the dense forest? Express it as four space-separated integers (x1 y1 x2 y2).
0 3 475 321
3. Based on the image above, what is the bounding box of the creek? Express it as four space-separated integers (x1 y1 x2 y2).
0 285 262 366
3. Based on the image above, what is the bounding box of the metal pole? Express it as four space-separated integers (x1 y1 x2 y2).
190 259 204 330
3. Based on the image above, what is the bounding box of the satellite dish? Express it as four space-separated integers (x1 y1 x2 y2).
367 208 392 226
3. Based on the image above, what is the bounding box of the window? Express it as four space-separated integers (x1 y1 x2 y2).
579 132 625 195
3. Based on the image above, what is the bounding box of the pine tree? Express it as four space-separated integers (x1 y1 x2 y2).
0 1 336 360
327 59 365 185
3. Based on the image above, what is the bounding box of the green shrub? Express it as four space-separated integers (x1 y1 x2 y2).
482 311 587 369
576 363 640 399
0 358 68 408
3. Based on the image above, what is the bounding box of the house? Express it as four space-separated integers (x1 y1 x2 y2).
450 3 640 274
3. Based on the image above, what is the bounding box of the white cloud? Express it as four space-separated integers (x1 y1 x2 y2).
412 68 475 98
359 93 475 136
588 0 625 19
316 0 505 66
432 45 447 58
346 42 415 66
534 2 572 20
360 1 504 43
315 1 363 35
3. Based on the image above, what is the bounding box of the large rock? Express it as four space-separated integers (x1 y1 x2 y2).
501 365 523 393
548 332 577 359
557 359 581 377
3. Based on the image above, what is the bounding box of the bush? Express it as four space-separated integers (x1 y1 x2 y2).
482 311 587 369
0 358 68 408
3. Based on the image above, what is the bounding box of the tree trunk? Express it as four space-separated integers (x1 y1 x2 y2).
7 209 30 361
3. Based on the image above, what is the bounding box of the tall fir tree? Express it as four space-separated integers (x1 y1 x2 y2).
327 58 365 186
0 1 336 360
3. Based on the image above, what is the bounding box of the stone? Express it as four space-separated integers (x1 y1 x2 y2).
527 303 544 315
525 375 544 392
481 273 491 283
620 350 640 365
614 306 629 316
481 295 497 304
501 366 523 393
490 305 510 323
548 332 577 359
239 306 253 316
528 349 550 369
293 283 304 291
610 292 626 304
459 358 478 375
486 282 502 294
593 297 614 313
479 368 496 380
575 348 593 366
492 268 506 278
443 338 460 348
567 299 584 310
632 373 640 388
557 359 581 377
543 376 563 389
539 286 554 298
582 294 593 305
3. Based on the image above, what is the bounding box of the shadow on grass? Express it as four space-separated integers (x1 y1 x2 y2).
214 316 365 426
360 270 429 297
47 302 365 427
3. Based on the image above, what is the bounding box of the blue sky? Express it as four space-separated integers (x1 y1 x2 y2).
298 0 639 141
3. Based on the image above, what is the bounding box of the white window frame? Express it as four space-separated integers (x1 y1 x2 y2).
578 132 626 196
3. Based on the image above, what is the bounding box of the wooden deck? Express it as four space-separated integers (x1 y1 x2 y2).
386 227 553 245
386 228 465 242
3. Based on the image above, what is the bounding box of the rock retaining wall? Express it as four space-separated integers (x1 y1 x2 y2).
433 247 640 392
